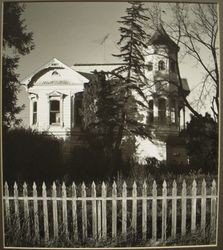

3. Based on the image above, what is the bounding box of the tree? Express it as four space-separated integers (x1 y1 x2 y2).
110 1 151 150
3 2 34 128
147 3 219 121
181 113 218 173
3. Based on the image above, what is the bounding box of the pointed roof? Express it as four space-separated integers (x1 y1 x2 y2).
21 58 89 87
148 24 179 50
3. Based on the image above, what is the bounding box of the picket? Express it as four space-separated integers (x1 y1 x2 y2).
52 182 58 238
201 179 206 238
4 182 10 226
71 182 78 241
23 182 30 238
62 182 68 238
122 181 127 241
171 180 177 239
3 179 218 245
42 182 49 243
13 182 20 231
132 181 137 238
81 183 87 241
33 182 40 242
97 199 102 240
161 180 167 242
152 180 157 242
210 180 217 239
112 181 117 239
181 180 187 237
142 181 147 241
191 180 197 233
102 182 107 240
91 182 97 240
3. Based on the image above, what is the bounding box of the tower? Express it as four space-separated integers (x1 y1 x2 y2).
134 24 190 163
144 24 189 141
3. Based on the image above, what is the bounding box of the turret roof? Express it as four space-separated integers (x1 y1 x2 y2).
148 23 179 50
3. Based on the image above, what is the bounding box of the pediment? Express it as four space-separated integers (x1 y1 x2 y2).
21 58 89 88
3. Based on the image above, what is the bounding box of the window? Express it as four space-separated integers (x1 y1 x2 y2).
158 60 165 71
50 100 60 125
147 100 154 124
170 99 176 123
147 62 153 71
158 98 166 123
33 101 37 125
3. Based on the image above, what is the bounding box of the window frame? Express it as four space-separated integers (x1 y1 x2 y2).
49 99 61 125
158 60 165 71
32 100 37 125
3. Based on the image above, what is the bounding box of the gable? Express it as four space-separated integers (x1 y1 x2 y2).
21 58 89 88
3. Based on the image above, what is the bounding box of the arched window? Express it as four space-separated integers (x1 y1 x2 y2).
147 62 153 71
147 100 154 123
33 101 37 125
158 98 166 124
158 60 165 71
50 100 60 125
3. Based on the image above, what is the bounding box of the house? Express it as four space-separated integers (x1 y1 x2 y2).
21 24 190 164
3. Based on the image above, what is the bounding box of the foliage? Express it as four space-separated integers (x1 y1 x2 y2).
3 128 63 184
3 2 34 128
180 113 218 173
111 1 151 150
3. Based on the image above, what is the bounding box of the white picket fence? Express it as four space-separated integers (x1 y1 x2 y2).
3 179 217 245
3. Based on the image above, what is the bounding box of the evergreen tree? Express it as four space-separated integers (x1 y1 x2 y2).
3 3 34 128
111 1 151 150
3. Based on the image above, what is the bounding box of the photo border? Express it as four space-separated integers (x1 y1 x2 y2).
0 0 222 249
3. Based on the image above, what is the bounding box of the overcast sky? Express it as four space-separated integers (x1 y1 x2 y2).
10 2 218 126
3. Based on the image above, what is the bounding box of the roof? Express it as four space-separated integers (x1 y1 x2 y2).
21 58 89 87
71 63 124 74
148 24 179 50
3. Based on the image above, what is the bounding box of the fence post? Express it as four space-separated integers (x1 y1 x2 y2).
181 180 187 237
4 182 11 227
91 182 97 240
42 182 49 244
171 180 177 239
142 181 147 241
152 180 157 242
122 181 127 241
201 179 206 238
102 182 107 240
161 180 167 242
14 182 20 231
210 179 217 239
81 182 87 241
72 182 78 241
33 182 39 242
23 182 30 238
112 181 117 240
52 182 58 239
191 180 197 233
62 182 68 239
132 181 137 239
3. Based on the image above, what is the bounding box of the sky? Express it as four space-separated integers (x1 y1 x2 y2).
7 2 218 127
